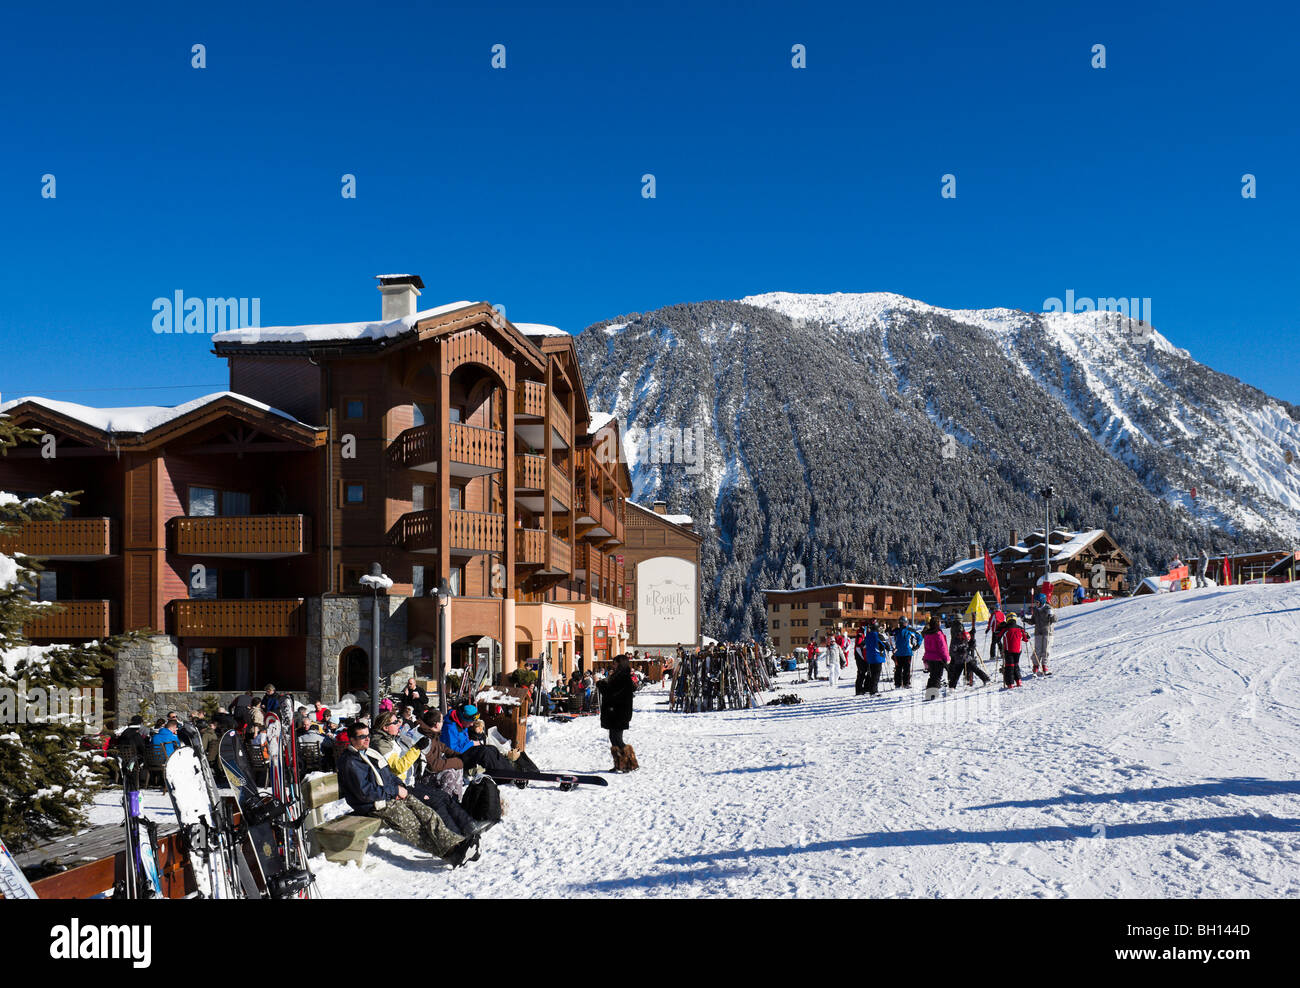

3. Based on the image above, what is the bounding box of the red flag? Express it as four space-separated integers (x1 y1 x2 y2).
1222 555 1230 586
983 550 1001 605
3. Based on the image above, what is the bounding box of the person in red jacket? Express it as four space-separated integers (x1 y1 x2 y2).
993 613 1028 688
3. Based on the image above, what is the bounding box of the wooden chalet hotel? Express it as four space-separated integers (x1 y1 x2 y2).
0 275 632 718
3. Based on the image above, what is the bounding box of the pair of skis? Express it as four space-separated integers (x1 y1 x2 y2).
0 836 38 899
116 751 163 899
481 767 609 791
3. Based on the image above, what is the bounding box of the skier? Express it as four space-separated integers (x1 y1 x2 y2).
986 602 1006 664
993 613 1029 688
946 618 969 688
862 619 891 696
853 626 870 695
1030 593 1056 675
807 635 820 680
891 618 921 689
921 616 950 701
1197 545 1210 589
825 632 845 689
959 617 991 686
599 653 638 772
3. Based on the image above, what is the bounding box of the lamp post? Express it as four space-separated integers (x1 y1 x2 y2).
910 563 918 625
1038 485 1055 602
436 577 452 716
367 562 385 720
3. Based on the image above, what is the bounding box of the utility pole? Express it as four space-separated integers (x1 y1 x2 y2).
1038 485 1055 600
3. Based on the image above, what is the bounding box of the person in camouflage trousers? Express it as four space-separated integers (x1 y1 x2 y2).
337 723 477 864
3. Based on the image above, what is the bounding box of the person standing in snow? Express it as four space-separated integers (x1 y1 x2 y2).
863 620 891 696
1030 593 1056 675
892 618 921 689
825 632 845 689
807 635 820 681
993 613 1029 688
853 625 870 695
1197 545 1210 588
986 602 1006 664
921 616 950 701
599 653 638 772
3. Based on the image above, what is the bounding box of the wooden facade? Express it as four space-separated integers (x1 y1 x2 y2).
0 280 631 714
936 529 1133 608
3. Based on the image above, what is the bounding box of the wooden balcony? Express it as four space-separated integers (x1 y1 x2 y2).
550 394 572 446
550 535 572 576
168 598 305 638
516 527 545 566
171 515 310 558
552 468 572 508
393 423 505 477
23 599 115 639
450 510 504 555
0 518 115 560
516 380 546 419
576 489 623 544
515 453 546 491
514 454 572 514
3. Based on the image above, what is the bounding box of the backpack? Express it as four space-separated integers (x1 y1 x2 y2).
462 776 502 822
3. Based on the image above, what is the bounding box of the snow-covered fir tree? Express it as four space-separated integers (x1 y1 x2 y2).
0 415 137 851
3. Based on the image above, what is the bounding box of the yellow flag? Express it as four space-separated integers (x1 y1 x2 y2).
964 591 990 623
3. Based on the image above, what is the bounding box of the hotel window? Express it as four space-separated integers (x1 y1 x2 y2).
413 564 425 597
771 619 780 629
189 487 251 516
344 482 365 506
344 398 366 420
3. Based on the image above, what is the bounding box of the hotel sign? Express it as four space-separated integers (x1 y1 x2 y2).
636 556 697 645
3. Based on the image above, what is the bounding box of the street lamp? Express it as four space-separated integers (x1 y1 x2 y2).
436 577 453 716
363 562 387 720
1038 485 1055 601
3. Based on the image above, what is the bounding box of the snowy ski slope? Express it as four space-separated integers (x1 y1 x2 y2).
311 584 1300 898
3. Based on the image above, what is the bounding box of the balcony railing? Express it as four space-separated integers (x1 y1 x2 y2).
168 598 306 637
516 528 545 565
550 535 572 575
552 468 572 508
23 599 115 639
515 453 546 490
393 423 505 475
172 515 310 558
550 394 572 445
450 510 504 554
516 380 546 419
0 518 115 559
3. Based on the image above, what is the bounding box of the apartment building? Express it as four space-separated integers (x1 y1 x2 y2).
0 274 628 718
763 583 931 654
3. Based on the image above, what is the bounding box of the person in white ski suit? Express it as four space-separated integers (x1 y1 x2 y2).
825 634 845 688
1030 593 1056 674
1196 546 1210 589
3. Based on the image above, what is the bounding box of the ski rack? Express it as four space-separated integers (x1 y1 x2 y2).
669 644 772 713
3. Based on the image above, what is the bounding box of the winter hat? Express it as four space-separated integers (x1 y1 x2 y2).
462 704 478 717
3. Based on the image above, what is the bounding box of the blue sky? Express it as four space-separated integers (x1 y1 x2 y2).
2 0 1297 407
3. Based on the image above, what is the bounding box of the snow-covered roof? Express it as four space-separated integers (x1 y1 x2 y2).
516 323 570 337
587 412 616 434
660 513 693 526
1042 572 1082 586
211 301 474 345
762 583 936 595
0 392 318 434
940 529 1110 576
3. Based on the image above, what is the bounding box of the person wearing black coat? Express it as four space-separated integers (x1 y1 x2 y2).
598 654 638 772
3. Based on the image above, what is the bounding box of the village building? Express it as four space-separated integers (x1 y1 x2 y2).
622 499 703 657
936 528 1132 608
763 583 932 655
0 274 628 720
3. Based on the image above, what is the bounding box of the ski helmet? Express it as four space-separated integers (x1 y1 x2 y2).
1035 593 1047 604
1007 613 1018 624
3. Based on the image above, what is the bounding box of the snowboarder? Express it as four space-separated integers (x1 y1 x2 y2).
1030 593 1056 674
892 618 921 689
993 613 1029 688
921 616 950 700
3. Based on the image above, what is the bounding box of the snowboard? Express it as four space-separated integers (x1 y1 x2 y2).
0 836 37 899
481 767 609 791
165 747 249 898
220 730 311 899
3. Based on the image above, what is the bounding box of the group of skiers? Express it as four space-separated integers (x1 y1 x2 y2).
807 594 1058 698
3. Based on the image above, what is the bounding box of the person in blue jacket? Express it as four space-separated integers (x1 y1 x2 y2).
439 704 517 775
863 620 892 697
891 618 922 689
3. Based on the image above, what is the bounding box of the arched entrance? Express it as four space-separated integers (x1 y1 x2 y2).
452 635 502 692
339 646 369 697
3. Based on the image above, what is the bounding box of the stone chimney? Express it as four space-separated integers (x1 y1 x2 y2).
376 274 424 321
652 500 668 515
968 541 979 560
1009 528 1018 547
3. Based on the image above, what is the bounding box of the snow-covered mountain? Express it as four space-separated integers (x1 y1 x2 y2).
575 293 1300 639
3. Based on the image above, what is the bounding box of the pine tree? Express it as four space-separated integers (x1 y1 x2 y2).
0 415 139 851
